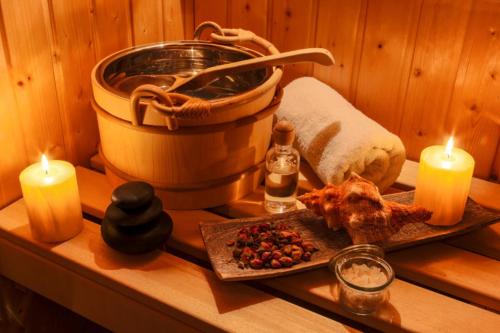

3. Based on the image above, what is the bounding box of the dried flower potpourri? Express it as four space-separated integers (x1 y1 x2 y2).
227 223 318 269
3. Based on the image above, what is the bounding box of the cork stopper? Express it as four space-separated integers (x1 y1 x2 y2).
273 120 295 145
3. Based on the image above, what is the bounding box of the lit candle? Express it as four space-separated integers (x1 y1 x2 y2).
19 155 83 242
414 137 475 226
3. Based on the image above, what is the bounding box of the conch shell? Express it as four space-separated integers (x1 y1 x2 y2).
298 173 431 244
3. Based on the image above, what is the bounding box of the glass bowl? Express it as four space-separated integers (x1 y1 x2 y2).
329 244 394 315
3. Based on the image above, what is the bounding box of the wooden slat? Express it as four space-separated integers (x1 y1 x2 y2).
399 0 474 167
269 0 318 84
47 0 99 166
0 11 27 208
91 0 133 59
77 167 500 332
228 0 268 38
262 270 498 333
194 0 227 28
0 199 353 333
353 0 422 134
0 0 66 162
313 0 366 100
163 0 188 40
445 0 500 178
493 142 500 181
387 242 500 310
0 238 201 333
445 223 500 260
131 0 164 45
182 0 195 39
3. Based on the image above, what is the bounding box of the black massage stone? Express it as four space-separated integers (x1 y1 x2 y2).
101 181 173 254
101 212 173 254
105 197 163 228
111 181 154 210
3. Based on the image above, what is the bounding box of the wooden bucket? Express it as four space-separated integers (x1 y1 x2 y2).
94 89 281 209
91 22 284 209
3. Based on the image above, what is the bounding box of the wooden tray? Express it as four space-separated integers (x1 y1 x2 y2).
199 191 500 281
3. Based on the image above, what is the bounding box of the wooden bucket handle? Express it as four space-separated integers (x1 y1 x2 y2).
194 21 280 55
129 85 211 131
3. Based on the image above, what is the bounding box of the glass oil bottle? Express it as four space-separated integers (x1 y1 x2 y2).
264 120 300 213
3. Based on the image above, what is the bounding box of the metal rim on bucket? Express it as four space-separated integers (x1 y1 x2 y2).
91 23 283 128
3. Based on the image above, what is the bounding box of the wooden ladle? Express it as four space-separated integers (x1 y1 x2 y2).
166 47 335 92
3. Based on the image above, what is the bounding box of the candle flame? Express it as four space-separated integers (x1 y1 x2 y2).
41 154 49 174
444 137 454 158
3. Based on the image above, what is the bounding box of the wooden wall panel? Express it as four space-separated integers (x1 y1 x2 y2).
313 0 366 100
228 0 268 38
194 0 228 27
353 0 423 134
493 143 500 181
0 0 188 208
445 0 500 177
48 0 100 166
399 0 474 161
269 0 318 84
131 0 164 44
0 11 27 207
1 0 499 209
91 0 133 59
1 0 66 162
182 0 195 39
131 0 192 45
163 0 189 40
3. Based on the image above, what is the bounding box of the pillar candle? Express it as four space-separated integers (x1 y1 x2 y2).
414 138 475 226
19 155 83 242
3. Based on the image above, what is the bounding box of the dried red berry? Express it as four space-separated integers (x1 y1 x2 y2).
279 256 293 267
279 231 294 238
226 240 235 246
260 241 272 251
261 251 272 262
271 259 282 268
231 222 319 269
271 250 282 259
302 242 316 252
291 250 302 261
237 233 248 242
250 225 259 235
250 258 263 269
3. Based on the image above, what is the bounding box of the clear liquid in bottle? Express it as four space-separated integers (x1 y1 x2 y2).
264 167 299 213
264 120 300 214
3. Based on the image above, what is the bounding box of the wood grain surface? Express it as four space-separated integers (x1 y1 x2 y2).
2 0 500 210
76 166 500 332
0 199 354 333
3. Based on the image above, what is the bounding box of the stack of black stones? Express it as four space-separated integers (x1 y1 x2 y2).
101 181 173 254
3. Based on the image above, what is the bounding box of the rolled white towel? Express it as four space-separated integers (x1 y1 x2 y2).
276 77 405 192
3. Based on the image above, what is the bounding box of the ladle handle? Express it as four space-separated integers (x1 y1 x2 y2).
129 85 211 131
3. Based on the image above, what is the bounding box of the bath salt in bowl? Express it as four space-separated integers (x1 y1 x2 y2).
330 244 394 315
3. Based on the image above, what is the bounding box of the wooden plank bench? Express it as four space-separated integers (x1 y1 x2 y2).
1 161 499 332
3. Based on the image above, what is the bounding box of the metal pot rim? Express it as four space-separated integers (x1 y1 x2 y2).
94 40 274 101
